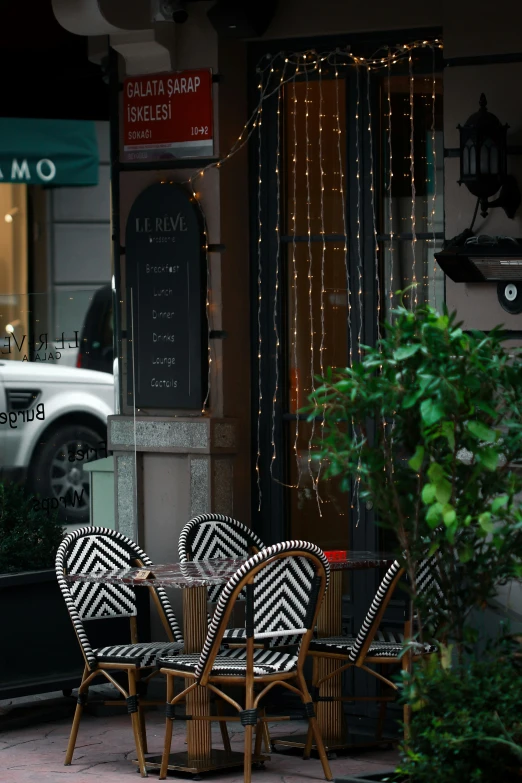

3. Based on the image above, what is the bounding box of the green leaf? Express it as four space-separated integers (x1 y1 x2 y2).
420 399 444 426
426 502 443 527
403 389 424 409
479 512 494 534
441 420 455 451
393 344 421 361
467 420 499 443
479 447 499 471
427 463 444 482
491 495 509 513
408 445 425 473
435 478 452 506
458 544 474 563
421 483 437 504
442 503 456 526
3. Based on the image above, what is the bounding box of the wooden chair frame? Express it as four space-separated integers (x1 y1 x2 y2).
306 566 434 749
158 547 334 783
57 527 231 779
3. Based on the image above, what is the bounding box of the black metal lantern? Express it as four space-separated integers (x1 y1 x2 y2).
457 94 515 218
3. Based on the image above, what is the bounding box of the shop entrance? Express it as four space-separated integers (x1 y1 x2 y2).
250 33 444 641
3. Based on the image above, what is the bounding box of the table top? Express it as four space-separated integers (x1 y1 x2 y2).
327 551 395 571
64 551 395 589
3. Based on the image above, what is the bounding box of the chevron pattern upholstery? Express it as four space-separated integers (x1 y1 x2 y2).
345 559 403 662
179 514 265 602
185 540 328 680
95 641 184 667
56 527 183 669
309 635 437 657
160 647 298 676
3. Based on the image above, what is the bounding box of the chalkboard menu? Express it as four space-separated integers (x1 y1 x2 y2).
125 182 206 409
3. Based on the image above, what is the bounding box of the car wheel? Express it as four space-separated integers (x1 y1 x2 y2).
29 422 107 525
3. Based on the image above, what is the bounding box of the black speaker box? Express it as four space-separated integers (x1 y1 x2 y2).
207 0 278 38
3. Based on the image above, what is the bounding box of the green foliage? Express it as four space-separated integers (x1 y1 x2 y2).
397 642 522 783
0 482 64 573
307 301 522 652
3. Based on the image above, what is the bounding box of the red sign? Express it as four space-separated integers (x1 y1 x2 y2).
123 69 213 162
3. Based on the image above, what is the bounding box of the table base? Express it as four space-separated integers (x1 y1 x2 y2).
272 732 398 755
134 749 270 776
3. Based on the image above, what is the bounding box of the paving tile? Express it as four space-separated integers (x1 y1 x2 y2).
0 707 399 783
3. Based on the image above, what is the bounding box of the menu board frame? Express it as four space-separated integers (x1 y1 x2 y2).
125 182 207 410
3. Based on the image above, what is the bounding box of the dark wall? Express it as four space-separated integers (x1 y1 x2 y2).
0 0 109 120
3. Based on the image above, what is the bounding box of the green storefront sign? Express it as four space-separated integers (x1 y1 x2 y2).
0 117 99 186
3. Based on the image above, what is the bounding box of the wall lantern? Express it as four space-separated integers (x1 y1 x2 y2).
435 95 522 311
457 94 520 219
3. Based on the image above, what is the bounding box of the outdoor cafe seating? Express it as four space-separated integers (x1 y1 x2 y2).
54 518 409 779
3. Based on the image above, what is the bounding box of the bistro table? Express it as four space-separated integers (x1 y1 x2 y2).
272 550 395 756
65 558 265 776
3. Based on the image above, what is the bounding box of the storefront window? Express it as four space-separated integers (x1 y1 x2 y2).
255 47 444 549
0 286 113 533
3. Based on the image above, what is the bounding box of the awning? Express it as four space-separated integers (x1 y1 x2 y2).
0 118 99 186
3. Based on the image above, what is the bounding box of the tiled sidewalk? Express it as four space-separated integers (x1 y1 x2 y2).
0 694 398 783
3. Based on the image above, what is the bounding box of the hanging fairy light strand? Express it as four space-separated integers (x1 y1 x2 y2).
270 63 286 476
387 50 395 321
291 69 301 487
314 56 327 500
303 59 320 507
255 75 264 511
352 64 365 524
431 45 438 310
334 61 352 367
409 52 418 308
366 66 380 344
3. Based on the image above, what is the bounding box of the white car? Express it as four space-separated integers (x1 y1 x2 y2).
0 360 114 524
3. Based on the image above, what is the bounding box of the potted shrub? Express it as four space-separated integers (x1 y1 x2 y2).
0 482 150 701
307 300 522 782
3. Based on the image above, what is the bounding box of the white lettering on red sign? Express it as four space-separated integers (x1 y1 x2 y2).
123 70 213 161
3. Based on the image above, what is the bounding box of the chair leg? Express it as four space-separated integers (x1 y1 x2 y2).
137 673 148 754
159 675 175 780
260 706 271 753
128 670 148 778
303 656 318 760
216 698 232 754
244 724 254 783
402 651 412 745
254 717 264 758
376 665 388 741
296 671 333 781
64 666 89 766
243 670 255 783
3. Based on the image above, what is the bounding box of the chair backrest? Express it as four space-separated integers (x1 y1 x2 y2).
194 540 330 681
179 514 265 602
349 553 443 663
349 559 404 663
56 526 183 669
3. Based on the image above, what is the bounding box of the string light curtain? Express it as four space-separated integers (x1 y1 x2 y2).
181 38 443 516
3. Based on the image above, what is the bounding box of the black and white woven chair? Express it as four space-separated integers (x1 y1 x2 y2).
56 527 185 778
157 540 333 783
306 557 439 746
179 514 266 643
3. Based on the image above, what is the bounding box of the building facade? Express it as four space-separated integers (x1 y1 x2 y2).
52 0 522 631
